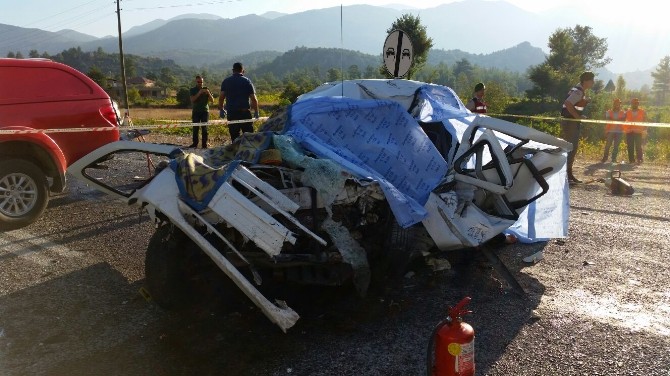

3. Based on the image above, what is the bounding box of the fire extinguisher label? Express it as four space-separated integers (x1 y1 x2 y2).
456 339 475 373
447 343 462 356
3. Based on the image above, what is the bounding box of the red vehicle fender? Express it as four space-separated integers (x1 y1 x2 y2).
0 128 68 190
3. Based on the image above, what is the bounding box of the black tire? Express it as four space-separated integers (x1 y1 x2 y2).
145 224 200 310
386 220 421 278
0 159 49 231
371 220 425 286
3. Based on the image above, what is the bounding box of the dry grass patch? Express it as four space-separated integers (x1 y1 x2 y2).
127 108 193 123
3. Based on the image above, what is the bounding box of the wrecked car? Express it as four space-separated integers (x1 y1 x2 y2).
68 79 571 332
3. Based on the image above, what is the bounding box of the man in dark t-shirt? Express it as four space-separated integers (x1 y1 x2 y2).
218 62 259 142
189 75 214 148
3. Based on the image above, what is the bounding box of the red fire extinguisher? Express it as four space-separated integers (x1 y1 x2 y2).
427 297 475 376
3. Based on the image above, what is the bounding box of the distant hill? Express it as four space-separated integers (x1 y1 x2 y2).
252 47 380 78
259 11 287 20
421 1 551 55
211 50 284 72
124 13 224 37
145 49 233 68
71 6 398 66
41 47 188 83
428 42 546 73
80 15 269 66
54 29 97 43
622 69 654 91
249 45 546 82
0 23 95 55
596 68 654 92
124 20 170 38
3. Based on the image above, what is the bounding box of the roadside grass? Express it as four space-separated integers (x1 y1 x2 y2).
579 139 670 163
125 106 273 141
128 108 204 137
519 118 670 163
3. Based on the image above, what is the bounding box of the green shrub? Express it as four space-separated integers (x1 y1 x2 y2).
643 140 670 162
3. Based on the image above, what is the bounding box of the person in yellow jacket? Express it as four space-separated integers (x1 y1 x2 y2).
601 98 626 163
625 98 646 164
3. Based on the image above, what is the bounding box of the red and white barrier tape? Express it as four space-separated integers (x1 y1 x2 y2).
2 113 668 135
487 113 669 129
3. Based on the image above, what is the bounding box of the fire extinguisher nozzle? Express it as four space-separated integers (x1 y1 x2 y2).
448 296 472 321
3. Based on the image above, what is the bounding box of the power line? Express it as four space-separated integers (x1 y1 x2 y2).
33 4 114 33
6 1 113 33
3 0 246 54
2 15 115 52
2 3 115 49
7 0 102 30
56 12 118 38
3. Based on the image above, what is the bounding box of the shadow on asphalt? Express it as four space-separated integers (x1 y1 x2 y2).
1 244 547 375
583 161 636 178
0 263 152 375
568 180 670 203
570 204 670 222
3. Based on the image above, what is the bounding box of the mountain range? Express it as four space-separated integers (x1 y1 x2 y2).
1 0 662 89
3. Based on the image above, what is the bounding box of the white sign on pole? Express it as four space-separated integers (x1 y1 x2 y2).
383 30 413 78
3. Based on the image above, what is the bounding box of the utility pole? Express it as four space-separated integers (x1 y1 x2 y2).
116 0 130 116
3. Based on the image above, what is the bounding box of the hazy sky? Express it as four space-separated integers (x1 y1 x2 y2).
1 0 668 72
3 0 666 38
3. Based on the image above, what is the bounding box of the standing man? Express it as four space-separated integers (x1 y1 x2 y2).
560 71 595 183
601 98 626 163
188 75 214 149
625 98 646 164
465 82 487 113
219 62 259 142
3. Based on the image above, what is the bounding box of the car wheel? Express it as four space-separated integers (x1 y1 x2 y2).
374 219 421 283
0 159 49 231
145 224 200 310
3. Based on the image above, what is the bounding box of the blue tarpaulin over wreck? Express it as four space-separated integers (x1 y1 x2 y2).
283 79 569 241
284 96 449 228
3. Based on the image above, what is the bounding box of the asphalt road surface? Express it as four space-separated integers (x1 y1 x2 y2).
1 158 669 375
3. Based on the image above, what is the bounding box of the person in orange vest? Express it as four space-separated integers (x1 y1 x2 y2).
625 98 646 164
465 82 487 113
601 98 626 163
561 71 595 183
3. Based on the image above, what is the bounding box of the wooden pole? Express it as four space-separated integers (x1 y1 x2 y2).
116 0 130 116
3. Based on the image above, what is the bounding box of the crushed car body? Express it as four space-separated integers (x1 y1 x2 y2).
68 79 572 332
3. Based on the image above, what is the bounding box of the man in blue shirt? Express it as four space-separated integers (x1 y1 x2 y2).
218 62 259 142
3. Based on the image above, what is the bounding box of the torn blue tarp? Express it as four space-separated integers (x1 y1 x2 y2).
413 84 472 122
284 96 448 228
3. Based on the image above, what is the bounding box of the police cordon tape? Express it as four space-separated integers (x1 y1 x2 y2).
0 117 270 135
2 114 669 135
487 113 670 129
